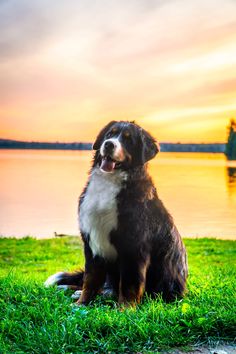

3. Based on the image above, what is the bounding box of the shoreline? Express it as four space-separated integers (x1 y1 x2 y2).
1 235 235 241
0 139 226 153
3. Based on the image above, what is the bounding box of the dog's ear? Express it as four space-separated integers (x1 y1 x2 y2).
140 128 159 163
93 121 117 150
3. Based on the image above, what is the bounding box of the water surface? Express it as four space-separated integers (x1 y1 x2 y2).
0 150 235 239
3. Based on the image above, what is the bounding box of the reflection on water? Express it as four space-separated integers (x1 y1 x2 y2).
227 166 236 183
226 166 236 197
0 150 236 239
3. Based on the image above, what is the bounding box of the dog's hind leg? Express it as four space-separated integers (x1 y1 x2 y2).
146 245 188 302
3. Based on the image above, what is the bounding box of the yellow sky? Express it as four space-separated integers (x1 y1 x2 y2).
0 0 236 143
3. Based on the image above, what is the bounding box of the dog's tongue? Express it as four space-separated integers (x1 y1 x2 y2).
100 157 116 172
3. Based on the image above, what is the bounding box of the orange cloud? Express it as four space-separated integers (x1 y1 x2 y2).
0 0 236 143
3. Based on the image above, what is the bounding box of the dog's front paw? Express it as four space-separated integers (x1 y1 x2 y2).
71 290 83 299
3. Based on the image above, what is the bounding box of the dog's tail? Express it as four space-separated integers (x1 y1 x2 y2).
44 270 84 290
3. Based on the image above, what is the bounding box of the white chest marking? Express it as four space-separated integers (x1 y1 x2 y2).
79 168 127 260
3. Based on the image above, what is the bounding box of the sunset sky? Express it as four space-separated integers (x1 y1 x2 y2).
0 0 236 143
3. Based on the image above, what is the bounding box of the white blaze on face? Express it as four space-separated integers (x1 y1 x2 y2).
100 138 125 162
99 137 126 173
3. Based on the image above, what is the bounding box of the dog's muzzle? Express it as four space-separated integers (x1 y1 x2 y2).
104 140 115 154
100 139 124 173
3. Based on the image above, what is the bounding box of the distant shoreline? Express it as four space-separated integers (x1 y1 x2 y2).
0 139 226 153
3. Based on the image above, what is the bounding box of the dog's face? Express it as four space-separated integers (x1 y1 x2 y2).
93 121 159 173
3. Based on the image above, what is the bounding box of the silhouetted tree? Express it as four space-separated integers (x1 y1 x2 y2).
225 119 236 160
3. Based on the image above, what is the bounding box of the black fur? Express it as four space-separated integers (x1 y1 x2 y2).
51 121 188 306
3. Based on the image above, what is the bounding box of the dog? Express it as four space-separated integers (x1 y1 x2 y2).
45 121 188 306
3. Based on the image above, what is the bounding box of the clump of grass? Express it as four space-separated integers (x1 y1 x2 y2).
0 237 235 353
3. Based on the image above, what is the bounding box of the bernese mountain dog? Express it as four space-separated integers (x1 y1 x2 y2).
45 121 188 307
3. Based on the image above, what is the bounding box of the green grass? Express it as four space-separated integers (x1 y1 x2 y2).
0 237 235 353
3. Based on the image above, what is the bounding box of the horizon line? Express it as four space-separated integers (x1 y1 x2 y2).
0 138 226 145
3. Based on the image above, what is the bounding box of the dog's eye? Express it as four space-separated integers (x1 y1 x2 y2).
106 132 113 138
123 131 131 139
123 132 133 144
106 128 118 138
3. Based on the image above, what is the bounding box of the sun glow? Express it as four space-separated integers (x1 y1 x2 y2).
170 43 236 74
0 0 236 143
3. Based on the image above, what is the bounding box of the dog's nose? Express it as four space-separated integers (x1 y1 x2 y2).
104 140 115 151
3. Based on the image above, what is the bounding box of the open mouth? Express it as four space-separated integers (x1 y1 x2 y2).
100 155 122 173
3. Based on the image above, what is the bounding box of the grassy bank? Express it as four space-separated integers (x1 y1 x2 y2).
0 237 235 353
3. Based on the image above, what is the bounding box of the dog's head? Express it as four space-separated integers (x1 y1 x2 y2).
93 121 159 173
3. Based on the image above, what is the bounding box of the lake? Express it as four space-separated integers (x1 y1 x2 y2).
0 149 236 239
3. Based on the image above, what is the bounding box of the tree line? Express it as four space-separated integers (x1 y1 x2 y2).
225 119 236 160
0 119 235 159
